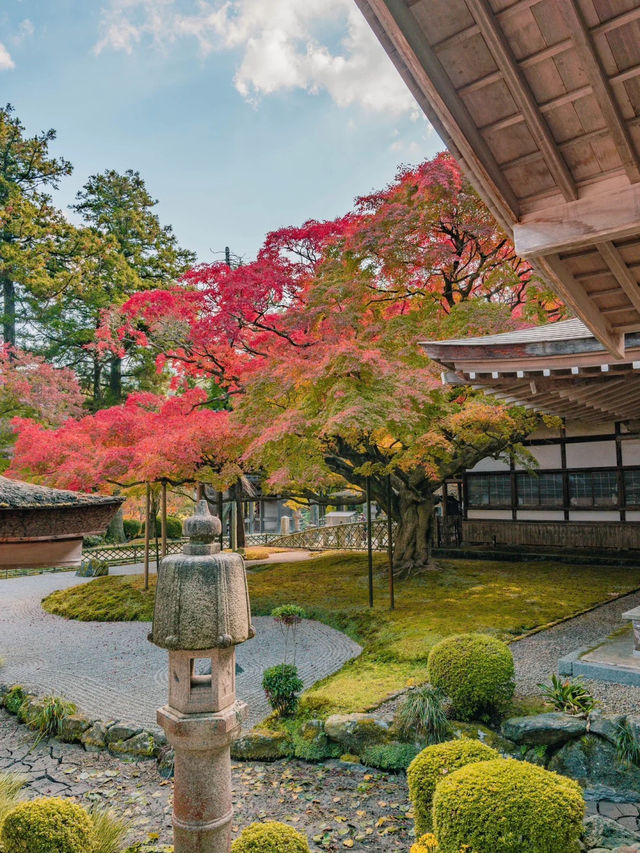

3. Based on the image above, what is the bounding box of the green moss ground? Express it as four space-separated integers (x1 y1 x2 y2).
42 552 640 713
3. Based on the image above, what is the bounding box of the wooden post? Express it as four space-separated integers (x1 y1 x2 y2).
161 480 168 559
230 499 238 551
218 492 224 551
366 476 373 608
387 474 395 611
144 482 150 591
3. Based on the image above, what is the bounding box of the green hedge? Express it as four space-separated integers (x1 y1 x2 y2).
232 821 310 853
1 797 97 853
427 633 514 721
407 739 499 836
433 759 584 853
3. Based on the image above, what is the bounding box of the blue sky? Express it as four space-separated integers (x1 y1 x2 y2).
1 0 442 262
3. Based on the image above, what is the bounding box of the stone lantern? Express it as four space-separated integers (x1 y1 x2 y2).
150 500 254 853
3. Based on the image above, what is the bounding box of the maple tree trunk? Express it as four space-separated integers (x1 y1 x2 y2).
392 489 435 577
109 355 122 402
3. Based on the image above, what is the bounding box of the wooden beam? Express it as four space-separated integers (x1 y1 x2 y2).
560 0 640 184
466 0 577 200
597 241 640 313
536 255 625 358
480 85 592 135
356 0 521 221
514 178 640 258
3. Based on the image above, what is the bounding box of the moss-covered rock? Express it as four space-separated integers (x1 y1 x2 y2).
3 686 28 716
548 734 640 790
231 730 293 761
81 722 108 752
450 721 519 757
59 714 91 743
324 713 390 752
1 797 97 853
407 739 499 836
292 721 341 762
501 712 587 746
108 731 155 759
582 814 640 850
433 759 584 853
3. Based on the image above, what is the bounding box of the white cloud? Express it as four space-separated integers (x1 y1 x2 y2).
0 43 15 71
95 0 419 117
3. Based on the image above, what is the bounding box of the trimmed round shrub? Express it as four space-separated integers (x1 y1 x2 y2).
232 821 310 853
410 835 439 853
407 739 499 836
1 797 97 853
427 633 515 721
433 758 584 853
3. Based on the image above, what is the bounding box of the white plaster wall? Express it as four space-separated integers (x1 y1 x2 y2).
467 509 513 520
526 425 561 441
622 439 640 466
516 510 565 521
565 421 614 438
526 445 562 468
568 510 620 521
627 511 640 521
566 441 617 468
468 456 510 472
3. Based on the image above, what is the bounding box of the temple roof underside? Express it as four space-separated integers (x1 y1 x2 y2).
421 318 640 422
357 0 640 359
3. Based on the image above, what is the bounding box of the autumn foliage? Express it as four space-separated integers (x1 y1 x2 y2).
10 152 559 570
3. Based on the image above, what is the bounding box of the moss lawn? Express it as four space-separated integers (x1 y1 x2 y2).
42 552 640 713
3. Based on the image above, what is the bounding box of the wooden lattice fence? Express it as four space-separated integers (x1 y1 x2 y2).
270 520 397 552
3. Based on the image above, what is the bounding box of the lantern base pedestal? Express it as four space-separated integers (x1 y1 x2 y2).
157 701 248 853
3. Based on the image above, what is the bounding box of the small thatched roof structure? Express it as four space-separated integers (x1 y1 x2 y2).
0 476 122 510
0 476 123 570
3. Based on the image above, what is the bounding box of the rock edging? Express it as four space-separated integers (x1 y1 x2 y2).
0 683 161 761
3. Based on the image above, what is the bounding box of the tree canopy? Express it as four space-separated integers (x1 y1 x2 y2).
11 151 561 572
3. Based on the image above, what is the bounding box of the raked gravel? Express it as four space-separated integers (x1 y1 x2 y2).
511 588 640 714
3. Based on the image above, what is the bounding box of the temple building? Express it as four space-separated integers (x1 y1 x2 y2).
422 318 640 550
0 476 123 571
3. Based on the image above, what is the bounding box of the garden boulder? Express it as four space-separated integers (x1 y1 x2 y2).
501 712 586 745
583 815 640 850
231 729 292 761
80 721 108 751
324 713 390 752
59 713 91 743
548 735 640 791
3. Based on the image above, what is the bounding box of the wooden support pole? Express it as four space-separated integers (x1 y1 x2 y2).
218 492 224 551
387 475 394 611
144 482 150 591
161 480 167 559
366 476 374 609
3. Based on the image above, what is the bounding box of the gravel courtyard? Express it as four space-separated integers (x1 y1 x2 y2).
0 567 361 730
512 587 640 713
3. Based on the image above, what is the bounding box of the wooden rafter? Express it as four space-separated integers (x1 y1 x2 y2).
356 0 521 222
596 242 640 314
537 255 624 358
560 0 640 184
465 0 577 199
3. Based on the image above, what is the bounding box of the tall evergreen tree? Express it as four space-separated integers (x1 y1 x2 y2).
0 104 73 346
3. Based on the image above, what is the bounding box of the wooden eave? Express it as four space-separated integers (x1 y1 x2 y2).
421 322 640 421
356 0 640 358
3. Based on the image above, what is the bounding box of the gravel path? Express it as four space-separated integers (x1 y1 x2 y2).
512 588 640 713
0 567 361 731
